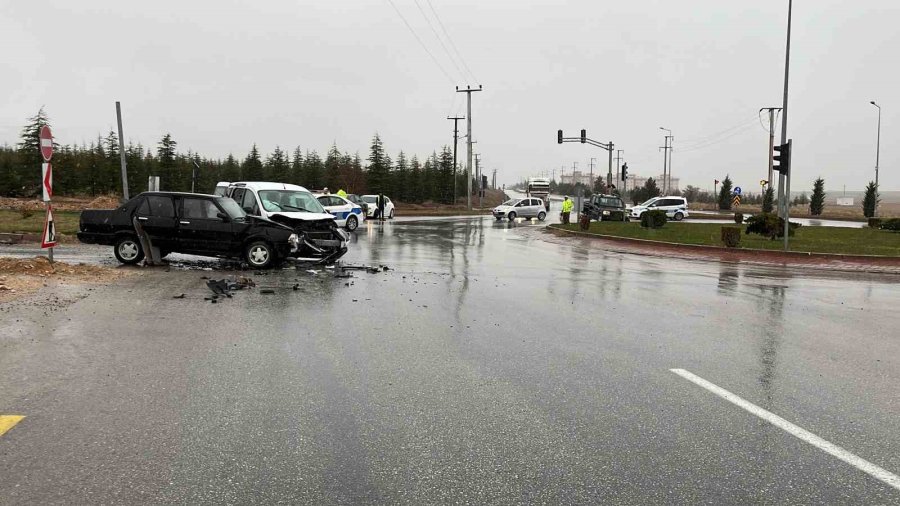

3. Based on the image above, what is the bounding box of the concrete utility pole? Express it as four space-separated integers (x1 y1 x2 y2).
115 102 130 200
589 157 596 190
870 100 881 217
447 115 464 204
760 108 782 188
780 0 793 251
492 168 497 189
456 85 482 210
660 127 672 194
475 153 482 209
607 141 614 188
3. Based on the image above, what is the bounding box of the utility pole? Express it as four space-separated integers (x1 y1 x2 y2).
115 101 130 200
607 141 614 188
492 168 497 189
456 85 482 210
760 108 782 188
660 127 673 194
589 157 596 190
475 153 482 209
447 115 464 204
780 0 793 251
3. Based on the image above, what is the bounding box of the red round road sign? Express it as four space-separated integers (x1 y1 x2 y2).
40 125 53 161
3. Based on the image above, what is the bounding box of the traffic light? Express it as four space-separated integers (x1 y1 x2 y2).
580 129 586 143
773 139 791 175
557 130 563 144
621 163 628 181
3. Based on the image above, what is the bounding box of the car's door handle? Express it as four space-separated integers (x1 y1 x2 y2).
180 221 190 225
137 217 148 221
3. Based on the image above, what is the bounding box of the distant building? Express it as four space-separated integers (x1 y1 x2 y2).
836 197 854 206
559 170 595 187
622 174 680 195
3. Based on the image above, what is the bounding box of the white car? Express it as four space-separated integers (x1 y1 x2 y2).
492 197 547 221
221 181 349 261
315 194 365 231
361 195 395 219
629 196 690 221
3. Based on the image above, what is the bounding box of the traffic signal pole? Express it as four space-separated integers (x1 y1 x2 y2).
780 0 793 251
557 129 614 191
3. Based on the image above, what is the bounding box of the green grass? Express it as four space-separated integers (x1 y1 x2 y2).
0 209 81 235
555 221 900 256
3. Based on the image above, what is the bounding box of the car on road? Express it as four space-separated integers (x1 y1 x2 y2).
629 196 690 221
493 197 547 221
314 194 365 231
583 194 627 221
77 192 300 268
345 193 369 215
221 182 349 262
361 194 395 219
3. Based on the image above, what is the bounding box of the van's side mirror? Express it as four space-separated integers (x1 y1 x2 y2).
242 206 253 214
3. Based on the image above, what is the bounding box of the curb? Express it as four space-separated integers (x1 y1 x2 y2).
547 225 900 267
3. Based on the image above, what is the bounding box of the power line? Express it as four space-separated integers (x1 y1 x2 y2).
676 123 758 153
678 115 760 147
413 0 466 82
425 0 479 84
385 0 455 84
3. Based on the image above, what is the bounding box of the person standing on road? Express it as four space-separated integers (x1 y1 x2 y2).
378 193 385 221
337 189 347 199
561 196 573 224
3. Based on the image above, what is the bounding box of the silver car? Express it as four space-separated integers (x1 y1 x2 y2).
492 198 547 221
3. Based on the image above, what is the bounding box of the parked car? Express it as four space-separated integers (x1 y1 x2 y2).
583 194 628 221
492 197 547 221
629 196 690 220
345 193 369 215
77 192 300 268
221 182 349 262
361 195 395 219
315 194 364 231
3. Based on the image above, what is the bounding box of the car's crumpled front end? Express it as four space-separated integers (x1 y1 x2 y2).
267 215 348 263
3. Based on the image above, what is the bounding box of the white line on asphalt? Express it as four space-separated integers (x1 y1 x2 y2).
670 368 900 492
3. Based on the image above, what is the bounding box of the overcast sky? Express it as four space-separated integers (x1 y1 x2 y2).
1 0 897 192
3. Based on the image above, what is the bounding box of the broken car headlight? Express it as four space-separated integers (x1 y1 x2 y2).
288 233 300 251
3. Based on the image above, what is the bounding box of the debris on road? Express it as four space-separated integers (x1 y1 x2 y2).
260 289 275 294
204 276 257 301
172 293 185 299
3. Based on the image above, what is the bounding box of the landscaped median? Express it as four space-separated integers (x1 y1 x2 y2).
550 221 900 257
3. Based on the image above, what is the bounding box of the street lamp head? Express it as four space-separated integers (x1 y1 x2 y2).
870 100 875 105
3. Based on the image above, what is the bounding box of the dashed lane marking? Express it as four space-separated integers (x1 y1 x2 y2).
0 415 25 437
670 368 900 492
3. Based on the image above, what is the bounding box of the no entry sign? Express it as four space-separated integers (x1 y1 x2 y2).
40 125 53 161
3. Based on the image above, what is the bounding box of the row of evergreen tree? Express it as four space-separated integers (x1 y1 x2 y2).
0 109 471 204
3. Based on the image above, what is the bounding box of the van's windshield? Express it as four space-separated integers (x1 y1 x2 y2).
258 190 326 214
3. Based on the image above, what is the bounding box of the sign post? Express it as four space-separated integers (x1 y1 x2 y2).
39 126 55 262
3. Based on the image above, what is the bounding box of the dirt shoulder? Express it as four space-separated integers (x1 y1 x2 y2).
0 256 135 303
546 226 900 275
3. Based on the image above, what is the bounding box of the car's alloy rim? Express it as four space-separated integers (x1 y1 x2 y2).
249 246 269 265
119 241 138 260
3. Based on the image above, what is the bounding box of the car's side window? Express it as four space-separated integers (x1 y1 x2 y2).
147 196 175 217
183 198 221 220
135 197 151 215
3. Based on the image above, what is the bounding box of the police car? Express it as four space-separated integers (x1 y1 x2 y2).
314 194 365 231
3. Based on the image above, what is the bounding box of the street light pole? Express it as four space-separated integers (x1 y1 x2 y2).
870 101 881 217
780 0 793 251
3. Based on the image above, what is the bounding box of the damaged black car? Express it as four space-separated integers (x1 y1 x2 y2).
77 192 304 268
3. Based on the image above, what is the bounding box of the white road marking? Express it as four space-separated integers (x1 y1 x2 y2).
670 368 900 491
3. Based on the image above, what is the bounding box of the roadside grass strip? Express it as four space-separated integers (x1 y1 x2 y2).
0 415 25 437
670 368 900 492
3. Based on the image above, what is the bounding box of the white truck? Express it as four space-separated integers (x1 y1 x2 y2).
526 177 551 211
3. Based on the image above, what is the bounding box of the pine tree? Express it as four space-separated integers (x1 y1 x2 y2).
222 154 241 182
157 133 178 190
324 143 341 190
304 150 324 189
762 186 775 213
808 178 825 216
242 144 264 180
408 156 422 203
289 147 303 185
394 151 409 202
16 108 52 194
862 181 879 218
717 175 733 210
365 134 390 194
644 177 660 199
438 147 454 204
265 146 290 182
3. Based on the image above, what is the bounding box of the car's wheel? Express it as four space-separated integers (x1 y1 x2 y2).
114 236 144 265
508 212 517 221
245 241 276 269
345 215 359 231
537 211 546 221
389 209 394 219
674 212 684 221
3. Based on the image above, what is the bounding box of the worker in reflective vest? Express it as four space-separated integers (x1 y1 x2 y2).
561 196 574 224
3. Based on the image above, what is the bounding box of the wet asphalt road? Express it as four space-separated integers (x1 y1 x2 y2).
1 216 899 504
